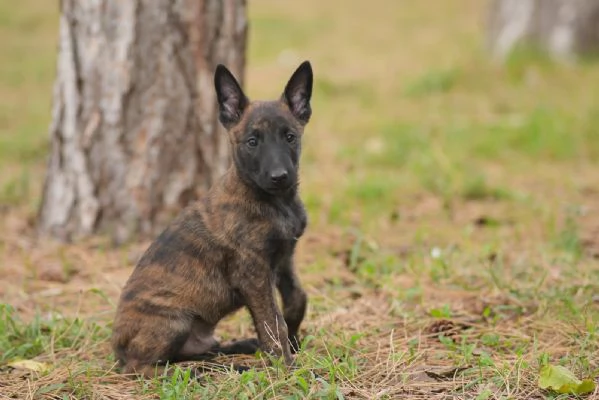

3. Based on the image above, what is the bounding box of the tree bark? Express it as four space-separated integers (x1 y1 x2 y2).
487 0 599 61
38 0 247 244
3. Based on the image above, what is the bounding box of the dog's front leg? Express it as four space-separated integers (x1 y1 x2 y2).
276 258 307 353
237 269 293 365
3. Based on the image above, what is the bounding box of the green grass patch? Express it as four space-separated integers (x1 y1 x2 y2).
0 168 31 206
502 44 557 83
404 67 461 97
0 304 111 364
314 76 376 107
553 205 584 260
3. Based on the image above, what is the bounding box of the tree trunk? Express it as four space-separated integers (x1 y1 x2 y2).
38 0 247 244
487 0 599 61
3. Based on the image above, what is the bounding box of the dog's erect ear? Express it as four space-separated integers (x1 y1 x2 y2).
282 61 313 124
214 64 248 129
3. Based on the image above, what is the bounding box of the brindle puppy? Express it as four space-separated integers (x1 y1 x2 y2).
111 61 313 378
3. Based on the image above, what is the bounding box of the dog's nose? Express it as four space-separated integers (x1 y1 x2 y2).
270 169 289 184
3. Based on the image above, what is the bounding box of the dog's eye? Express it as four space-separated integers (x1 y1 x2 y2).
247 137 258 147
286 133 296 143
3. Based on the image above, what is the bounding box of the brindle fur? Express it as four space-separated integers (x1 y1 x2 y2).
111 61 313 378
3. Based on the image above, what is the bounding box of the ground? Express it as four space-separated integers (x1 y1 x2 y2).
1 0 598 399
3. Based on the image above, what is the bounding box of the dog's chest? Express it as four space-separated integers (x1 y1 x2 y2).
275 200 306 238
265 201 306 266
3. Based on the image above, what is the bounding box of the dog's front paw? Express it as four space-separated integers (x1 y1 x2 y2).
289 335 302 354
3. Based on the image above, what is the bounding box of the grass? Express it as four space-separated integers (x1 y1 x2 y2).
1 0 599 399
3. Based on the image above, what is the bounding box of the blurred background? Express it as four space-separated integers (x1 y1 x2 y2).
1 0 597 234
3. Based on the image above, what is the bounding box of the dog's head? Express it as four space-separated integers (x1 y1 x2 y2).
214 61 313 196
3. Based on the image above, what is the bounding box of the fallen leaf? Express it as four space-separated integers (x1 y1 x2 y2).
473 216 501 227
35 383 66 395
426 319 470 338
425 366 470 381
538 364 596 395
7 359 49 373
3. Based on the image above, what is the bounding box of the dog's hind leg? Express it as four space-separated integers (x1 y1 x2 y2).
174 337 259 373
211 338 260 355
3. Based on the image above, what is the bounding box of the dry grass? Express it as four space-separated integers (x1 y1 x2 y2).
1 0 599 399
